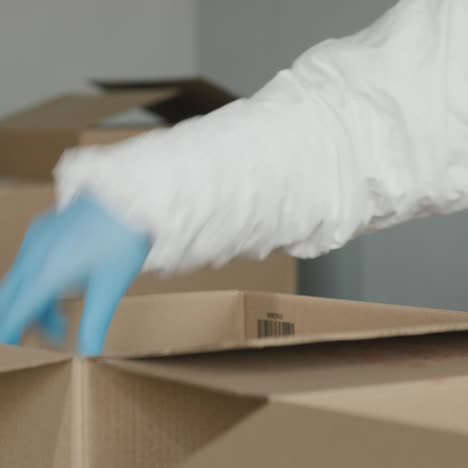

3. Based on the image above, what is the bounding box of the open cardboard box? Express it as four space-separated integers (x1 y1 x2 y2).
92 77 238 124
0 184 297 295
0 78 237 180
0 89 174 180
4 290 468 467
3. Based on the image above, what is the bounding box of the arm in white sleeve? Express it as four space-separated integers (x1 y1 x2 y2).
55 0 468 274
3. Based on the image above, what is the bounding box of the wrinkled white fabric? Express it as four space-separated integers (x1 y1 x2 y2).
55 0 468 274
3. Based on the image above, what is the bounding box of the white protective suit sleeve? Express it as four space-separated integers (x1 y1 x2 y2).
55 0 468 274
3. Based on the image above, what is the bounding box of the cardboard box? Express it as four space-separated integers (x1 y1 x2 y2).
5 290 468 467
0 79 237 180
92 77 238 124
0 90 174 180
0 184 297 294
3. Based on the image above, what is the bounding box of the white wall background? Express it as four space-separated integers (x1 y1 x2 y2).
0 0 198 118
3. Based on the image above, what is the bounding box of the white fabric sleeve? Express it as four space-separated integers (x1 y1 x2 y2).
54 0 468 274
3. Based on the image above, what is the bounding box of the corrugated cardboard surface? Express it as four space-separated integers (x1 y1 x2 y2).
22 290 468 358
7 291 468 467
85 362 261 468
0 342 68 373
0 349 71 468
80 291 468 357
177 402 468 468
0 184 297 295
280 375 468 434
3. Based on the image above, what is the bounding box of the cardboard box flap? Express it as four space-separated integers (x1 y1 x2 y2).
84 360 263 468
176 403 324 468
0 89 178 129
98 332 468 398
278 375 468 435
177 401 468 468
0 354 71 468
109 291 468 357
62 291 246 357
0 344 69 374
242 291 468 346
93 77 238 124
57 290 468 360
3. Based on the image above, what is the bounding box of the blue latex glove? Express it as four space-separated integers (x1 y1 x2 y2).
0 194 151 355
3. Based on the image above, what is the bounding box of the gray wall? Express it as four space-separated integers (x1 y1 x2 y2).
0 0 197 118
199 0 396 95
362 213 468 310
198 0 468 310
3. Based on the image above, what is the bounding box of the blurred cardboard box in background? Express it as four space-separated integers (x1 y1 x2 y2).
0 78 236 180
92 77 238 125
0 90 174 180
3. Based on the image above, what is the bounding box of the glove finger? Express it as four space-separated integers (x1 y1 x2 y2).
78 253 146 356
0 261 89 346
37 301 68 346
0 212 54 311
0 218 60 344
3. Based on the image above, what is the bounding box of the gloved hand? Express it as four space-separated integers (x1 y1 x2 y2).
0 194 151 355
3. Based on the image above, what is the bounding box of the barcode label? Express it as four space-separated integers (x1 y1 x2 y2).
257 319 295 338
